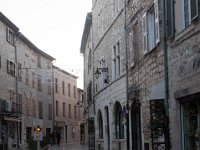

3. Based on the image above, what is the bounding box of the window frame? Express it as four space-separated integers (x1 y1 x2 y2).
142 0 160 54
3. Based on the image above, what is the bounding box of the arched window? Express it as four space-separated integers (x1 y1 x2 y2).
115 102 124 139
98 110 103 139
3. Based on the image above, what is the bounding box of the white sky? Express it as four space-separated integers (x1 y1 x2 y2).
0 0 92 89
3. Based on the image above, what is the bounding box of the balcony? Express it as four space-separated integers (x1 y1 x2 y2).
0 100 22 116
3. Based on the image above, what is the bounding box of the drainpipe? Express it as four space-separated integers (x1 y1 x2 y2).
124 0 130 150
162 0 170 149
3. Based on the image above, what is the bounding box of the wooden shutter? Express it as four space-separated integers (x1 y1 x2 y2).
142 13 148 54
190 0 199 21
166 0 175 38
154 0 160 44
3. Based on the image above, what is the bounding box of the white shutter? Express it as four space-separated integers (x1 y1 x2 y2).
154 0 160 44
142 13 148 54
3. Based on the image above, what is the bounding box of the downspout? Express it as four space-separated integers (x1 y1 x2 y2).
124 0 130 150
162 0 170 149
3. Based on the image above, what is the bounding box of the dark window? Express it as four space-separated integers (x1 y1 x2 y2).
68 84 71 97
48 103 52 120
7 60 15 76
98 111 103 139
56 101 59 116
37 75 42 91
18 93 23 114
18 63 22 81
63 103 66 116
62 81 65 95
69 104 71 118
37 55 41 68
55 78 58 92
48 79 52 95
39 101 43 119
74 86 76 98
32 72 35 88
6 28 15 45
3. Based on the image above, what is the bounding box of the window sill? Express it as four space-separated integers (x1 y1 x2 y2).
174 24 195 43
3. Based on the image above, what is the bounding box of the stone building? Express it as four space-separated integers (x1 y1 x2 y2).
167 0 200 149
81 0 128 149
0 12 55 149
82 0 200 150
80 12 94 148
53 66 82 144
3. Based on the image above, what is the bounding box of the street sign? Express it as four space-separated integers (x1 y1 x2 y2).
34 127 43 141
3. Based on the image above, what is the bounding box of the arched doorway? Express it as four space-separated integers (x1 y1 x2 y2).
131 101 141 150
104 106 110 150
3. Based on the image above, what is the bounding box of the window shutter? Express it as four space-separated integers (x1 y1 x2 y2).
142 13 148 54
166 0 175 38
7 60 10 74
154 0 160 44
190 0 198 21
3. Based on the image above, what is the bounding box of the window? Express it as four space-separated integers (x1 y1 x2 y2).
98 111 103 139
8 89 15 102
184 0 199 27
37 75 42 91
174 0 199 33
115 102 124 139
128 24 137 66
166 0 175 38
6 28 15 45
63 103 66 116
181 100 200 150
73 86 76 98
18 63 22 81
87 82 92 103
62 81 65 95
7 60 15 76
88 50 92 73
32 99 36 117
25 94 30 116
56 101 59 116
48 79 51 95
18 93 22 114
55 78 58 93
142 0 160 54
37 55 41 68
69 104 71 118
112 42 120 79
39 101 43 119
26 68 30 84
48 104 52 120
32 72 35 88
74 106 77 118
68 84 71 97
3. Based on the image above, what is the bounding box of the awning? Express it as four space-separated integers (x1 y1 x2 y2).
4 116 21 122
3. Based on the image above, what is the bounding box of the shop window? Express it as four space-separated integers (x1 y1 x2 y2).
182 100 200 150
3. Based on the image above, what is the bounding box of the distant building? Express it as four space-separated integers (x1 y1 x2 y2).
53 66 83 144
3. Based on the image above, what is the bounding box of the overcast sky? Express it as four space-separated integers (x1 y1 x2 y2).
1 0 92 88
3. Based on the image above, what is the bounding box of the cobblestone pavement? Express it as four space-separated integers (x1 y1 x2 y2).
48 143 88 150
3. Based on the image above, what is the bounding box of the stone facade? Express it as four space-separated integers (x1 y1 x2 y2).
0 12 55 149
82 0 200 150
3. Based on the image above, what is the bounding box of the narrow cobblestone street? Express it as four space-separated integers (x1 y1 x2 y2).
48 143 88 150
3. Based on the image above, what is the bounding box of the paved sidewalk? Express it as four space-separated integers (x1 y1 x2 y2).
48 143 88 150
